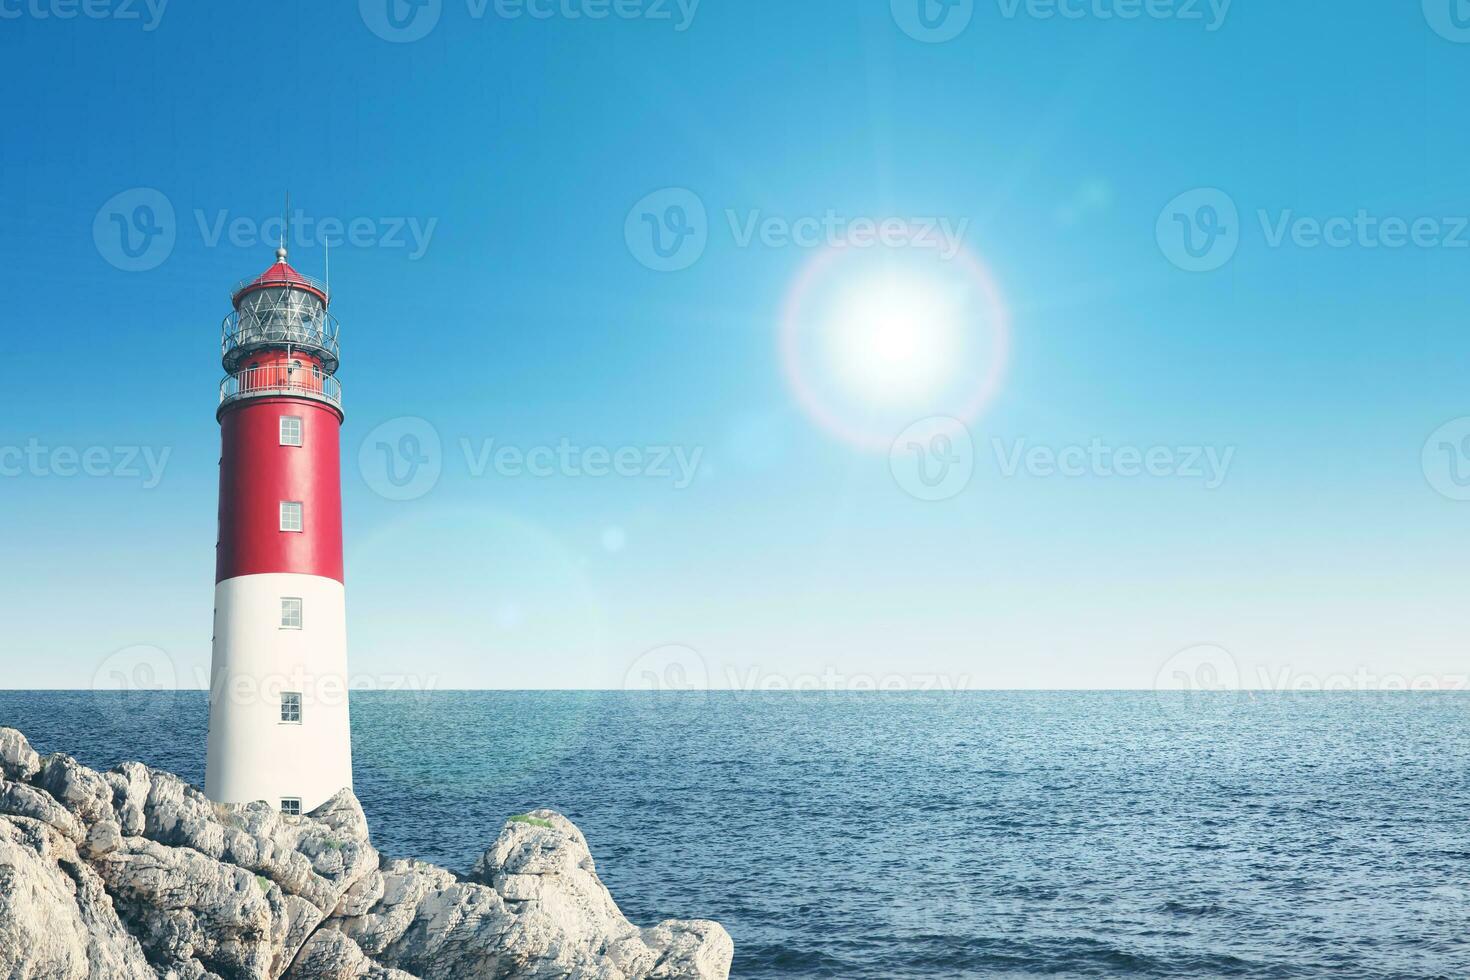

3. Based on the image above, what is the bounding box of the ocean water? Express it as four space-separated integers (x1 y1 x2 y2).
1 691 1467 979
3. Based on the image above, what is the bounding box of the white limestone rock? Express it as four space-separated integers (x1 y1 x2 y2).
0 815 154 979
0 729 732 980
0 728 40 783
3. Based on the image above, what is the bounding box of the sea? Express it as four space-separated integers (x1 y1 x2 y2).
1 691 1467 979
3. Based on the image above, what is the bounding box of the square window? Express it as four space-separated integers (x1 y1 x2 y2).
279 416 303 447
280 597 303 630
280 798 302 816
281 692 302 724
280 501 303 532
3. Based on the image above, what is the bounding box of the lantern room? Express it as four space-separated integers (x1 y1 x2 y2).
219 247 342 415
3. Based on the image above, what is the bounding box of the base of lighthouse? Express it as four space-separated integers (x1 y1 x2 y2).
204 572 353 812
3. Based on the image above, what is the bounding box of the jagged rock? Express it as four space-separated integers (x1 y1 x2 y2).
0 815 154 979
0 728 40 782
284 926 417 980
0 728 732 979
1 779 86 841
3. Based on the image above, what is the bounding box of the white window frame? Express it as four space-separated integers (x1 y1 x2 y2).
279 501 303 533
280 692 302 724
280 597 303 630
279 415 303 447
280 797 302 816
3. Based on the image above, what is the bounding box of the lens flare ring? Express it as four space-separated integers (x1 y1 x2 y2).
779 236 1012 452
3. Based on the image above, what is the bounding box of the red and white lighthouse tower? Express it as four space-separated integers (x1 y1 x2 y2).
205 245 352 814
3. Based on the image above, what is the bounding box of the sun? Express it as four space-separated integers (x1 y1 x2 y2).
780 243 1010 452
821 272 964 407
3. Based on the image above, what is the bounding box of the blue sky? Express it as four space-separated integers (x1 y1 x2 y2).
2 1 1469 691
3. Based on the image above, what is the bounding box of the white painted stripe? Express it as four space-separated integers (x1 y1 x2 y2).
205 573 353 812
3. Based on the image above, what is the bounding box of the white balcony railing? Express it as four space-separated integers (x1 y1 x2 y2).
219 364 342 411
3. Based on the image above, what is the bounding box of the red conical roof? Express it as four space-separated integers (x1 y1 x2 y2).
232 247 328 307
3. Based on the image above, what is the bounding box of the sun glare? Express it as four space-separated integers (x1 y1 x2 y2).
822 274 962 406
781 243 1011 452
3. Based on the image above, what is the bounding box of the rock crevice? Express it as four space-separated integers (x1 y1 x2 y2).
0 728 732 979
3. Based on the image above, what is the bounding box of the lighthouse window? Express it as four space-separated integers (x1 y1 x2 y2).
280 501 303 532
280 692 302 724
280 597 303 629
279 416 303 446
280 798 302 816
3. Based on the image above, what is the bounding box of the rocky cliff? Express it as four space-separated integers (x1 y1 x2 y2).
0 728 732 980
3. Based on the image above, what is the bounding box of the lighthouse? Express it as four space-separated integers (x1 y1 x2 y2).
204 245 352 815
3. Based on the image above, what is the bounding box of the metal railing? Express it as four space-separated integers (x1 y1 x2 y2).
219 364 342 411
222 308 341 368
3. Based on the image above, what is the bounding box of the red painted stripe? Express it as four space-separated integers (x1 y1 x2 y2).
217 397 344 583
